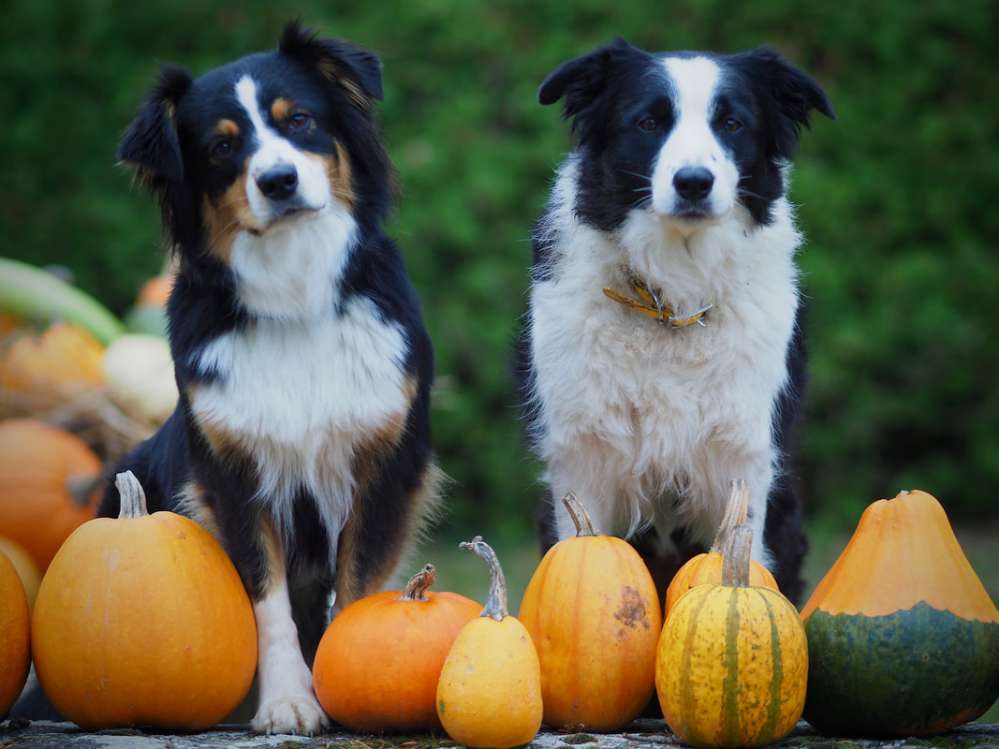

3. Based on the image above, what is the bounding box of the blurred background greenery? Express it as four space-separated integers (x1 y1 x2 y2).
2 0 996 635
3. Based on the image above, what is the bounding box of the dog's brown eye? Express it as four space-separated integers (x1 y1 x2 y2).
723 117 743 133
638 116 658 132
211 139 233 159
287 111 313 131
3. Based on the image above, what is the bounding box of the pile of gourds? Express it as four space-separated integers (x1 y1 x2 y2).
1 467 997 746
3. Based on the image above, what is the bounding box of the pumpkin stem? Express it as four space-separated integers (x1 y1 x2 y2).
562 492 598 537
710 479 749 552
115 470 150 519
721 525 753 588
399 563 437 601
67 472 101 508
460 536 508 621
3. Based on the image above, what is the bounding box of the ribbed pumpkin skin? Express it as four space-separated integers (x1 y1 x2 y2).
314 588 481 731
657 585 807 748
0 420 101 569
665 552 778 618
32 511 257 729
801 490 999 736
520 535 661 731
0 553 30 718
436 617 543 749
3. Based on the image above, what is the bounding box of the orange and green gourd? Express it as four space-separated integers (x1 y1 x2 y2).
520 493 661 731
656 523 808 748
436 536 543 749
801 489 999 736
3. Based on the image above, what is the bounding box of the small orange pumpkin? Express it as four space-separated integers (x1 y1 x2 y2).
519 493 661 731
0 419 101 569
135 273 174 308
313 563 481 732
0 552 30 718
664 480 778 617
32 471 257 729
0 322 105 399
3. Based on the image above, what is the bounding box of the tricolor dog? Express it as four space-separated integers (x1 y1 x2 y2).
518 40 834 601
104 23 437 734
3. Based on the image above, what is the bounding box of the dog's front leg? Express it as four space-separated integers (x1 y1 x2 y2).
251 520 329 736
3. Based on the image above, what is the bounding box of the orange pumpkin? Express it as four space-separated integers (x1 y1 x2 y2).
519 493 661 731
0 419 101 569
0 552 30 718
0 322 104 399
136 273 174 308
32 471 257 729
664 480 778 617
313 564 481 732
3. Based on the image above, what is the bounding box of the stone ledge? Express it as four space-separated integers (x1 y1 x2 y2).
2 720 998 749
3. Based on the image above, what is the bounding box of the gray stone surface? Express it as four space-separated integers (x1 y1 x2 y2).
2 721 998 749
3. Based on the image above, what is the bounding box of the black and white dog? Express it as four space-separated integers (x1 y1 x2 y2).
519 41 834 602
103 23 436 734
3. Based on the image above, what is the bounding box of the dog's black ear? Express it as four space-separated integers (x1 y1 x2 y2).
279 20 383 107
117 65 192 184
538 38 637 114
741 48 834 157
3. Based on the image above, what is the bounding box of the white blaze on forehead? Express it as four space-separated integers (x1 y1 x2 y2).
650 56 739 221
233 75 331 221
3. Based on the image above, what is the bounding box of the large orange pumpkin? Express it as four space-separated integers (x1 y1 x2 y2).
32 471 257 729
519 493 661 731
0 419 101 569
664 480 778 617
0 552 30 718
313 564 481 732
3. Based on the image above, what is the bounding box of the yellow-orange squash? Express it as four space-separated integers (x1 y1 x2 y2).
519 493 660 731
802 490 999 736
437 537 543 749
665 480 778 617
313 563 481 731
32 471 257 729
0 537 41 608
657 524 808 748
0 419 101 569
0 322 104 398
0 552 30 718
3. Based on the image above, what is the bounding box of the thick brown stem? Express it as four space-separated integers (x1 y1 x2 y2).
721 525 753 588
460 536 508 621
561 492 597 537
710 479 750 552
399 563 437 601
115 470 149 519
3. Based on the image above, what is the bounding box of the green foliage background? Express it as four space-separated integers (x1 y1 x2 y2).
2 0 997 547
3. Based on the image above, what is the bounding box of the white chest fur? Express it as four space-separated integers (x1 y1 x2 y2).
191 294 410 557
529 160 801 556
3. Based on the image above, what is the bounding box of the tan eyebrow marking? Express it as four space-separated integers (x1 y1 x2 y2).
214 118 240 137
270 97 295 121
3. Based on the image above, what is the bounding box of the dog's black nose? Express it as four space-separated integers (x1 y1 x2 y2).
673 167 715 201
256 165 299 201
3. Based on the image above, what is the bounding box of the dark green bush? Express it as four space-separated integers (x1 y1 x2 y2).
2 0 995 538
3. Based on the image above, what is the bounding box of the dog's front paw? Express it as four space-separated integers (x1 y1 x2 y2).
252 692 329 735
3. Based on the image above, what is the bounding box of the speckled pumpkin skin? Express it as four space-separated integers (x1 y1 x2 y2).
657 584 808 748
